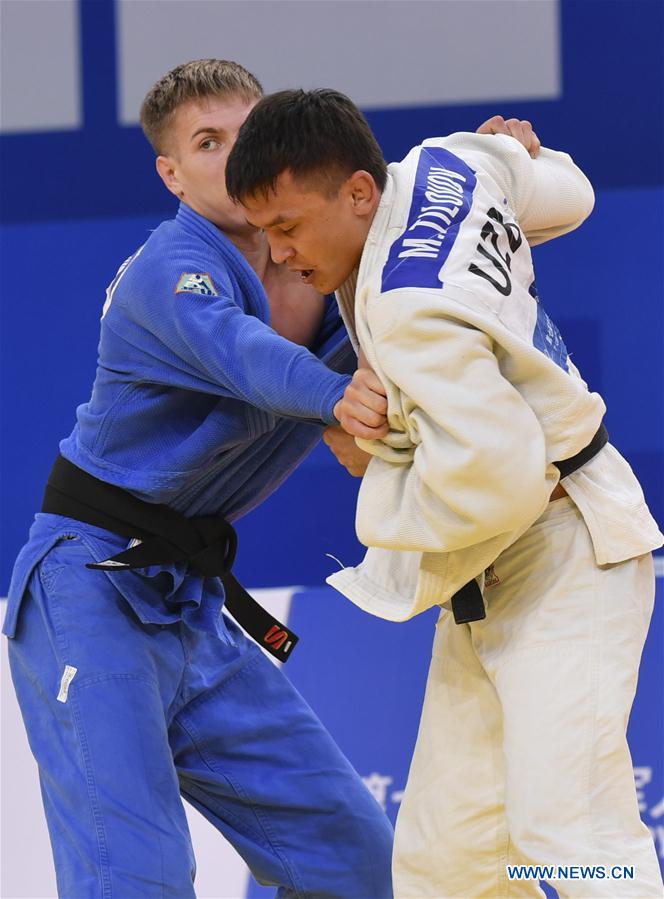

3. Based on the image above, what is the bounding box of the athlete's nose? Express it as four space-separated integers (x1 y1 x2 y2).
268 232 294 265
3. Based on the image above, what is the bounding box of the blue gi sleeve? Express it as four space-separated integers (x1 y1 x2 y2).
175 291 351 423
121 273 349 425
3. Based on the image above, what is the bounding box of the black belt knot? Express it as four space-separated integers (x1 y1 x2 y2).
41 456 298 662
88 516 239 578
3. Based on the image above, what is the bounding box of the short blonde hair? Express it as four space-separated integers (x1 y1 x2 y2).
140 59 263 154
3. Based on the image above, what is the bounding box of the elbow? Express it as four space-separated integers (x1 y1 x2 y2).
577 176 595 224
566 159 595 228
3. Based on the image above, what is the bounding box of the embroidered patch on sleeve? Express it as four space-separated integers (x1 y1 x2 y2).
175 272 218 297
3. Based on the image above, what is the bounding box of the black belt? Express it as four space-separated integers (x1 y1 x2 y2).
41 456 298 663
450 422 609 625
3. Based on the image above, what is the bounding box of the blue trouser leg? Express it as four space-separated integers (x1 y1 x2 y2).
8 539 197 898
8 534 393 898
171 619 394 898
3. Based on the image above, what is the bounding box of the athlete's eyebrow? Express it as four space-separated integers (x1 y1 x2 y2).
190 127 225 141
260 215 287 229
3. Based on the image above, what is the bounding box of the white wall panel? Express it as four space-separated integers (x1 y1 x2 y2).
118 0 560 123
0 0 81 133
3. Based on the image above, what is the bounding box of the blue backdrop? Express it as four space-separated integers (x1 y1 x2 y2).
1 0 662 890
1 0 662 589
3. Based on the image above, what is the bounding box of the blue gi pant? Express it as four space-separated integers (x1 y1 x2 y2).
6 517 393 898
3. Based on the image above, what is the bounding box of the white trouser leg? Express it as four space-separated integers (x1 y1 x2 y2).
393 498 662 899
393 608 544 898
480 499 662 898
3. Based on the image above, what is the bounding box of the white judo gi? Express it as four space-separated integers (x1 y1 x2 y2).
327 134 664 897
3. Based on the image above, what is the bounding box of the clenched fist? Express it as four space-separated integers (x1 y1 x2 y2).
333 368 389 440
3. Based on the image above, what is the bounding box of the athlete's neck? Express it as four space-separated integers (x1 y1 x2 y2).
221 225 272 283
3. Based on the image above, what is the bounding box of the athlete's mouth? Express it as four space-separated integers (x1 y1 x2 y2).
298 269 314 283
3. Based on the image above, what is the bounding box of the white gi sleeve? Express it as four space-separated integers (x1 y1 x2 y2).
439 133 595 245
355 292 553 553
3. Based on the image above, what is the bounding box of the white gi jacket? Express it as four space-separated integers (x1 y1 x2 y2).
327 133 663 621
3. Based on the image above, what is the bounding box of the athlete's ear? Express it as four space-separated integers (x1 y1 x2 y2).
156 155 183 198
346 171 379 217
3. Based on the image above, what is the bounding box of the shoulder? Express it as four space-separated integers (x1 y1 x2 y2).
391 134 528 182
420 133 534 204
430 132 531 171
119 219 235 304
380 139 491 295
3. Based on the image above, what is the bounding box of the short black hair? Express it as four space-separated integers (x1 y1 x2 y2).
226 88 387 201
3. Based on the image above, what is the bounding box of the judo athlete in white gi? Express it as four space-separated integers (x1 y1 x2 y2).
227 90 664 898
4 61 395 898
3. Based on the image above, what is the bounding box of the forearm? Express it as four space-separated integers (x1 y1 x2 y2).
172 294 351 422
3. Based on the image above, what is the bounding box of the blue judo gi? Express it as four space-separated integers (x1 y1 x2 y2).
4 203 394 898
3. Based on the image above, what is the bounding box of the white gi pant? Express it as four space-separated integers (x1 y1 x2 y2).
393 497 663 899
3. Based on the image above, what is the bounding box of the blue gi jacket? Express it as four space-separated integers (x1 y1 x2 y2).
61 202 353 518
4 203 354 638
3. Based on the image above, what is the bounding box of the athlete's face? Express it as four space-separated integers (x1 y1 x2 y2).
241 169 379 295
156 93 257 230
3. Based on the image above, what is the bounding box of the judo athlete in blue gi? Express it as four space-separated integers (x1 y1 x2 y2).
3 60 394 898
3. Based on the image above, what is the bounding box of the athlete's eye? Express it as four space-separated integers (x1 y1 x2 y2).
281 224 296 235
200 138 220 151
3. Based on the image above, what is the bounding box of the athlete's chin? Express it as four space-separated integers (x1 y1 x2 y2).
312 271 343 294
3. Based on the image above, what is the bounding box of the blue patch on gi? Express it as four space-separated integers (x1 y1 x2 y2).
382 146 477 293
532 283 569 371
